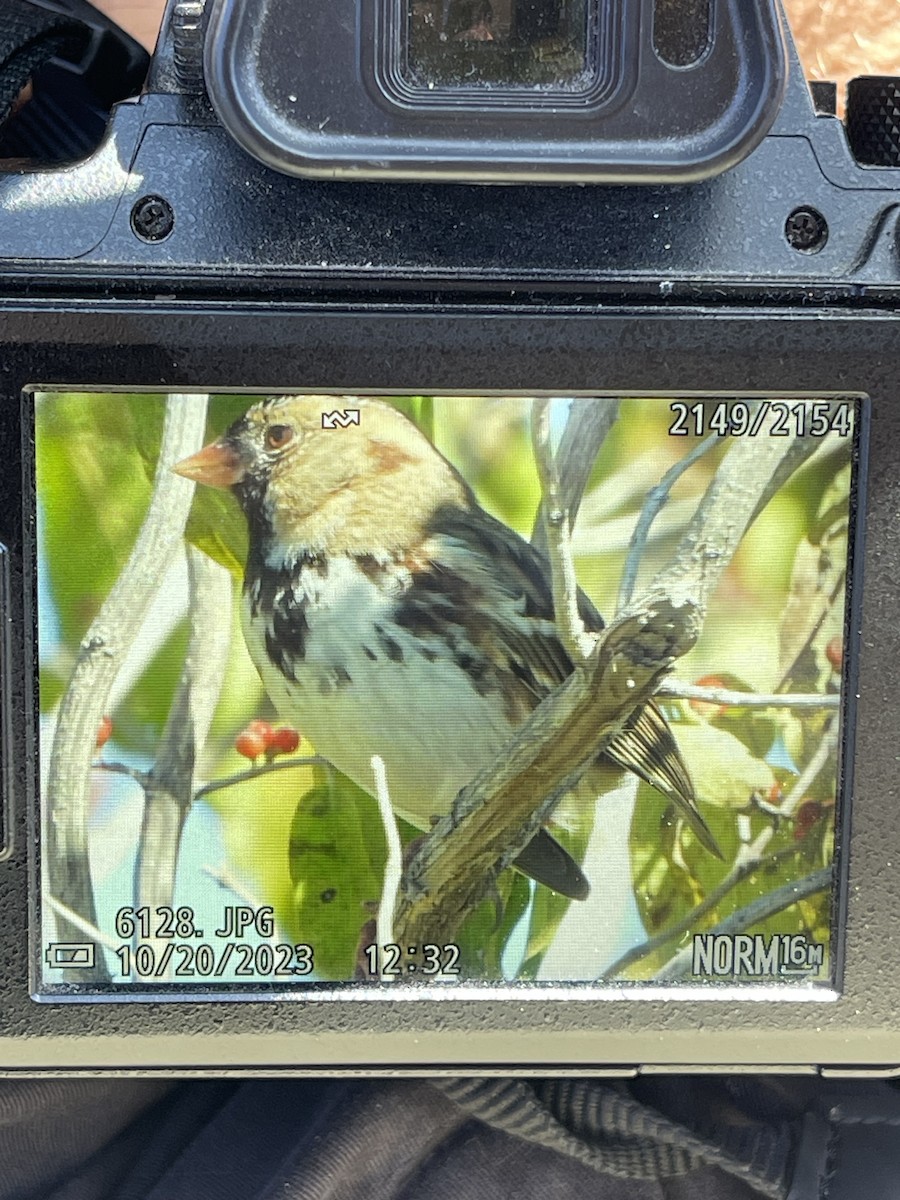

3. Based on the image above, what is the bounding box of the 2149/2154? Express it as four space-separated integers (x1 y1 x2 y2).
669 400 853 438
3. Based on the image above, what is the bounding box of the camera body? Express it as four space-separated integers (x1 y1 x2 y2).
1 0 899 1074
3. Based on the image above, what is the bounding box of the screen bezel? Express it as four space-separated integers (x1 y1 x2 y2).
1 300 893 1073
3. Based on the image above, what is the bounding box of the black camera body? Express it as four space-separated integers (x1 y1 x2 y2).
0 0 899 1074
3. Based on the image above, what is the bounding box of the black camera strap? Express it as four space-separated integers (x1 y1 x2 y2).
0 0 88 124
0 0 148 163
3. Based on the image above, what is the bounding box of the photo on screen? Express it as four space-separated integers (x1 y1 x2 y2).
33 393 859 993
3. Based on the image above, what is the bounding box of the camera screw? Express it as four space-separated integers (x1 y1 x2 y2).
130 195 176 243
785 207 828 253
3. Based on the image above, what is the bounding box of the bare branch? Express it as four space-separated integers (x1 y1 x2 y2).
531 399 595 661
657 681 840 711
45 394 210 981
655 867 832 982
530 398 620 554
134 545 232 969
372 755 402 976
748 418 845 528
192 755 330 802
44 894 122 955
617 433 720 611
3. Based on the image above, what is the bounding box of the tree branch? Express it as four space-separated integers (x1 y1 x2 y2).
601 839 823 979
655 867 832 982
657 681 839 711
133 544 232 969
191 755 330 802
45 394 210 981
372 754 402 975
617 432 720 611
530 398 620 555
531 399 595 661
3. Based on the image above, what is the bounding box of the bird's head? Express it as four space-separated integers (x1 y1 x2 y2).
173 396 471 557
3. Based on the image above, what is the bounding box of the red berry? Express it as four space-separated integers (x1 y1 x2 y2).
270 726 300 755
245 719 275 749
235 729 267 761
95 715 113 750
793 800 824 841
825 637 843 672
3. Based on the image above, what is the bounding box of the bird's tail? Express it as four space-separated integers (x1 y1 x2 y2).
605 700 723 859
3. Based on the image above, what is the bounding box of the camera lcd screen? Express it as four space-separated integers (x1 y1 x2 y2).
33 393 860 997
402 0 592 90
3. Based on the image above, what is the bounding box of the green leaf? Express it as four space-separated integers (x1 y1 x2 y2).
453 872 530 980
112 622 189 753
672 722 777 810
38 666 66 712
36 393 159 649
180 396 255 577
519 802 595 979
286 772 386 980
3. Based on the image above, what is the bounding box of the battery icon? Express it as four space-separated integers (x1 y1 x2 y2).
45 942 96 969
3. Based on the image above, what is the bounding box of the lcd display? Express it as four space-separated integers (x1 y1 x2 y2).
34 393 859 996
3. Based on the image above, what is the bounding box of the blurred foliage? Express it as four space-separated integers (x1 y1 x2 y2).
36 392 854 985
286 768 386 980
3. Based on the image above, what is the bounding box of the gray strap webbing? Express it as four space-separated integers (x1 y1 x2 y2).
433 1077 796 1198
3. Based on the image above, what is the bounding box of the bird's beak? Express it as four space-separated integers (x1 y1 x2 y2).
172 440 246 489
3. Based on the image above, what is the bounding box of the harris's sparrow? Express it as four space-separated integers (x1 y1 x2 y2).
174 396 718 900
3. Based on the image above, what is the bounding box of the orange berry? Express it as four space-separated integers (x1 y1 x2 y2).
235 729 267 761
246 719 275 748
825 637 843 672
95 715 113 749
270 726 300 755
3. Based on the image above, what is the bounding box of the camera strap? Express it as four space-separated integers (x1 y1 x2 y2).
0 0 88 125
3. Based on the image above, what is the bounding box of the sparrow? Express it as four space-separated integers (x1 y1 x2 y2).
174 396 719 900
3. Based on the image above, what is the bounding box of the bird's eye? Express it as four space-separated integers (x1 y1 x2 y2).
265 424 294 451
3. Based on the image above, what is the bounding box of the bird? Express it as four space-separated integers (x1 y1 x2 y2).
173 396 719 901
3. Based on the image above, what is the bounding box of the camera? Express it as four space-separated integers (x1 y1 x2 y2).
0 0 898 1075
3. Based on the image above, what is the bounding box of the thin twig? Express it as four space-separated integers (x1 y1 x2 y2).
776 569 847 694
192 755 330 802
655 866 832 982
531 398 620 555
696 723 836 916
617 433 720 611
531 399 594 661
45 394 210 982
44 894 122 955
134 544 232 973
91 760 148 784
657 681 840 711
601 839 821 979
372 755 402 977
646 428 805 625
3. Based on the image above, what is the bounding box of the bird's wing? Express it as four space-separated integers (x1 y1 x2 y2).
605 702 722 858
